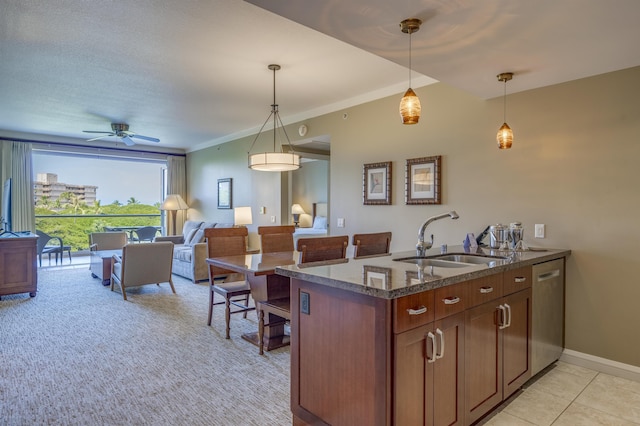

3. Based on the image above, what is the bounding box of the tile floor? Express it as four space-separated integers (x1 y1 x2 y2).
481 361 640 425
39 260 640 425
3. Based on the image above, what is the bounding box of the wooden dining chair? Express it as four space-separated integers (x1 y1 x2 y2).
258 225 295 253
352 231 392 258
296 235 349 264
258 234 348 355
256 225 295 355
205 227 254 339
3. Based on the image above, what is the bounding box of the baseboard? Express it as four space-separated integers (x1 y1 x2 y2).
561 349 640 382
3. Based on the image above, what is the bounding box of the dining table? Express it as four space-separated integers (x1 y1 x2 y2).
206 251 299 351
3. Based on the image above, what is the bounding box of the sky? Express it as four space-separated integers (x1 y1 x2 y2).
33 153 165 205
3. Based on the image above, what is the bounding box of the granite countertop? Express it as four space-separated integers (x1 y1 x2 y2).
276 245 571 299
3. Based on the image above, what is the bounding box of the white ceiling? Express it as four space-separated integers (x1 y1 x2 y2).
1 0 639 152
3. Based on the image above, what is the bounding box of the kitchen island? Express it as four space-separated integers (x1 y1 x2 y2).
276 245 570 426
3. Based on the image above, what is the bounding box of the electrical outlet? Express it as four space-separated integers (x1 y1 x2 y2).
270 215 276 223
337 217 345 228
534 224 545 238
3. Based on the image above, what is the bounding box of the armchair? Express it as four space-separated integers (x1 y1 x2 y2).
110 242 175 300
89 232 128 251
36 230 71 266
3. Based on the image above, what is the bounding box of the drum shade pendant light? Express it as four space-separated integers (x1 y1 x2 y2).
399 18 422 125
248 64 300 172
496 72 514 149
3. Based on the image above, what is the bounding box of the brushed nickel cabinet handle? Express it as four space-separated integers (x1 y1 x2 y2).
479 286 493 294
426 331 436 363
435 328 445 360
504 303 512 328
443 296 460 305
498 305 508 329
514 277 526 283
407 306 427 315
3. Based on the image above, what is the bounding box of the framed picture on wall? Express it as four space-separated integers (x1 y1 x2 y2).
405 156 441 205
363 161 392 205
217 178 232 209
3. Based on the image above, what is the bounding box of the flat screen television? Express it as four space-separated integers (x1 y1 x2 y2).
1 178 12 233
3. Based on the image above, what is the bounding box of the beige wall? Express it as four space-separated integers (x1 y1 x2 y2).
187 66 640 367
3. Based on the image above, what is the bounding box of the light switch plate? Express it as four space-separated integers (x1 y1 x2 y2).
337 217 345 228
270 216 276 223
260 206 266 214
534 224 545 238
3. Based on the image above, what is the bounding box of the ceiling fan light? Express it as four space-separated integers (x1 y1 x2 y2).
497 123 513 149
249 152 300 172
400 88 421 124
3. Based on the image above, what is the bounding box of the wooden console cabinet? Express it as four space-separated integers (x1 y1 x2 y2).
290 265 533 426
0 235 38 298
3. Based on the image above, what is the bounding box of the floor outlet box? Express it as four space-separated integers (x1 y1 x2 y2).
534 224 545 238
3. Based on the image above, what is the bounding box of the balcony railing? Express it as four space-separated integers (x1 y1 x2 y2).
36 213 164 253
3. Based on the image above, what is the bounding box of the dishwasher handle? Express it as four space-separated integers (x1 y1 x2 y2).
537 269 560 282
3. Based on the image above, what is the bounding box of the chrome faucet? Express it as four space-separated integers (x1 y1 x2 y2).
416 211 459 256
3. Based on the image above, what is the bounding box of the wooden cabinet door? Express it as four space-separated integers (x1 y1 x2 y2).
464 299 503 425
502 288 532 398
395 324 434 426
394 312 465 426
432 312 465 426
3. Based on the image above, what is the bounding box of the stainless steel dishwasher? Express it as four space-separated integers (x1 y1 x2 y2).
531 258 565 376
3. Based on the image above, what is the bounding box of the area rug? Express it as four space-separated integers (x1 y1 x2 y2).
0 268 291 425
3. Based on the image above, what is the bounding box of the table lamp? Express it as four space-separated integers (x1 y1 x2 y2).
234 206 253 227
161 194 189 236
291 204 305 227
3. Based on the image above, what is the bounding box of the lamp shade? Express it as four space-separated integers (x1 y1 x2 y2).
399 88 421 125
161 194 189 211
497 123 513 149
234 206 253 226
249 152 300 172
291 204 305 215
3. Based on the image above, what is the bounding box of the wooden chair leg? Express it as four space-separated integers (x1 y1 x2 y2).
207 288 214 326
243 293 250 319
258 307 265 355
225 297 231 339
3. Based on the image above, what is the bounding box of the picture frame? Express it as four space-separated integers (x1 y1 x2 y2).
217 178 232 209
363 161 392 205
405 155 442 205
363 265 392 289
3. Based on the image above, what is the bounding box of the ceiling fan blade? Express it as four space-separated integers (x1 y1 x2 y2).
122 136 136 146
131 134 160 143
83 130 112 134
86 134 114 142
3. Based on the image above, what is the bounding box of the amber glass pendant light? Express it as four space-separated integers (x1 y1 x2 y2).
399 18 422 125
496 72 514 149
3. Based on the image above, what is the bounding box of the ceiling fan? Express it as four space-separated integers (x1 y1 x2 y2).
83 123 160 146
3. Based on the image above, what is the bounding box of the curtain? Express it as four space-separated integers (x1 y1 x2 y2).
166 155 187 235
1 141 35 232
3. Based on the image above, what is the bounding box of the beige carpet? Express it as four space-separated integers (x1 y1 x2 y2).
0 267 291 425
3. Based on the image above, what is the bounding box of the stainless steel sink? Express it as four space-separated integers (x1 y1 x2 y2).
393 253 507 268
428 254 507 264
393 257 475 268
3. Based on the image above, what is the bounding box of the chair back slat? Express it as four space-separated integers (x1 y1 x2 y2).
258 225 295 254
352 232 392 258
204 227 248 276
297 235 348 264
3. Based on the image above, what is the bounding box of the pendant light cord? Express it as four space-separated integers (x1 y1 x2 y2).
503 79 507 123
408 30 412 88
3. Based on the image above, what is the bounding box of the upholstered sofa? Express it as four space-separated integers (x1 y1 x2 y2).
155 220 233 283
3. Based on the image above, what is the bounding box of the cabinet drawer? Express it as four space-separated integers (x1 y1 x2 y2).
394 290 434 334
434 282 466 320
466 274 503 308
504 266 532 295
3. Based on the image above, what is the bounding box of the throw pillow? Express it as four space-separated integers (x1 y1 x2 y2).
183 228 198 245
186 229 205 246
313 216 327 230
